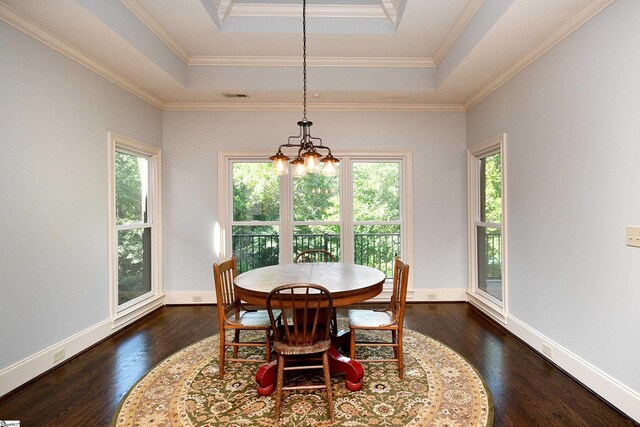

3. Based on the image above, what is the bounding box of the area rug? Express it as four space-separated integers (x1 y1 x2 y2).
113 328 493 426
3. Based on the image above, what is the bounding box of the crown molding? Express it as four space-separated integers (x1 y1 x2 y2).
0 2 164 109
227 3 386 19
433 0 484 66
120 0 190 63
188 55 434 68
464 0 615 110
162 102 465 112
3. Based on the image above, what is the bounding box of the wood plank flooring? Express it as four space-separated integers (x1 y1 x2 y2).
0 303 636 426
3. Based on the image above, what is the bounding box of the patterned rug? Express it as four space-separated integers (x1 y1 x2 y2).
113 328 493 426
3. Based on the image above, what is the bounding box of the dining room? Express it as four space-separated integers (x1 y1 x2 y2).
1 0 640 425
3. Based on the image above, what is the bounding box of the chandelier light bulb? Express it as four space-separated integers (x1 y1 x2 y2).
322 159 336 176
275 158 288 175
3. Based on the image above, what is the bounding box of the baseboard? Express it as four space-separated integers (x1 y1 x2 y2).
163 289 467 305
0 319 112 397
0 296 166 398
506 314 640 422
164 291 216 305
410 288 467 302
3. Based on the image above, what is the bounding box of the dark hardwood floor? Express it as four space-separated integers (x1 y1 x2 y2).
0 303 636 426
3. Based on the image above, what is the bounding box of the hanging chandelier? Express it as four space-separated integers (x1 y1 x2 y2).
269 0 338 177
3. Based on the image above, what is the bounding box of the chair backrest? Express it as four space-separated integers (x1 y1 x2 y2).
389 257 410 324
266 284 334 348
295 249 336 263
213 257 238 323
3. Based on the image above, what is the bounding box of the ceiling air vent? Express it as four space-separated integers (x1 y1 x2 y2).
223 93 249 98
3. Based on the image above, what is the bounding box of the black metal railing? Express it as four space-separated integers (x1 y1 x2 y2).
484 230 501 279
232 232 400 276
293 233 340 260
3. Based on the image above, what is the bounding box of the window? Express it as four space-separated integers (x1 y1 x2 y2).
109 133 162 324
468 134 507 321
352 161 401 277
222 152 412 287
293 164 342 260
231 161 280 273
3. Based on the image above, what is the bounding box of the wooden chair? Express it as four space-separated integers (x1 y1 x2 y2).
295 249 336 263
295 249 338 335
213 257 277 379
266 284 335 422
348 257 410 378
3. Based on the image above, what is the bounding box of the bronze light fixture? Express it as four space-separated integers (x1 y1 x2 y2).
269 0 338 177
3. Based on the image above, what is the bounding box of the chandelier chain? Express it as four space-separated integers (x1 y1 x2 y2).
302 0 307 120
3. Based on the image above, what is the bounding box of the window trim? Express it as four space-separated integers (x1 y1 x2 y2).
108 132 163 328
218 150 413 296
467 133 508 323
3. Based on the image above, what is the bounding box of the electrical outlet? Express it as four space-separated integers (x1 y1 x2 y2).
626 226 640 247
542 343 553 359
427 293 438 301
53 349 66 364
192 295 203 303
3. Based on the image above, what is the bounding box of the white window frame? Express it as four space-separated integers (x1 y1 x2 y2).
218 150 413 296
108 132 163 328
467 133 508 323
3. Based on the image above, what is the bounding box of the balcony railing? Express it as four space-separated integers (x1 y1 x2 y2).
233 232 400 277
483 230 502 279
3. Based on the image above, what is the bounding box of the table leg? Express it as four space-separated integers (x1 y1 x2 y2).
254 330 364 395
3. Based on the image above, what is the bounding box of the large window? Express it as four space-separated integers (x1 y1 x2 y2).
468 134 507 321
352 161 401 277
222 153 412 285
109 133 162 323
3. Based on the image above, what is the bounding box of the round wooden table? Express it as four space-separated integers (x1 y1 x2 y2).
234 263 386 395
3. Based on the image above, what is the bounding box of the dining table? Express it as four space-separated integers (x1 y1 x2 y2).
234 262 386 396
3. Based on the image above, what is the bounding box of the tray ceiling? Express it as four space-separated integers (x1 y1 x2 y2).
0 0 614 110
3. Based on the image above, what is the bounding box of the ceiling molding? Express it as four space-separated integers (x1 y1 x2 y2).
0 2 164 109
464 0 615 110
227 3 387 20
212 0 233 22
120 0 190 63
380 0 401 26
188 55 434 68
162 102 465 112
433 0 484 66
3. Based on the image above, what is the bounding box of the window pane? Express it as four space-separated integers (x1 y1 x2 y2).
293 166 340 222
118 228 151 305
353 162 400 221
354 225 400 278
293 225 340 261
233 163 279 222
232 226 279 273
115 152 148 225
480 153 501 223
477 226 502 301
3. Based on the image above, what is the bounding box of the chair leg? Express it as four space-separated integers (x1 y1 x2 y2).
275 354 285 420
350 328 356 360
233 329 240 358
322 351 334 422
219 330 226 379
392 330 398 358
265 329 272 362
398 328 404 379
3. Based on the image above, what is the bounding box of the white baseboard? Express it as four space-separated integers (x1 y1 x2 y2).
410 288 467 302
0 319 112 397
0 296 166 398
506 314 640 422
163 289 467 305
165 291 216 305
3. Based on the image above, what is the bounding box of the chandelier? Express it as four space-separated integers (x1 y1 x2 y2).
269 0 338 177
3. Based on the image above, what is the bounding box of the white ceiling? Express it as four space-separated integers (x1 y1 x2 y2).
0 0 615 110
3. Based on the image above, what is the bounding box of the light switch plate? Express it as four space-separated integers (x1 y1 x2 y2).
626 226 640 247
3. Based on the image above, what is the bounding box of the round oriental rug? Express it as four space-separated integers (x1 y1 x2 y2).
113 328 493 426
